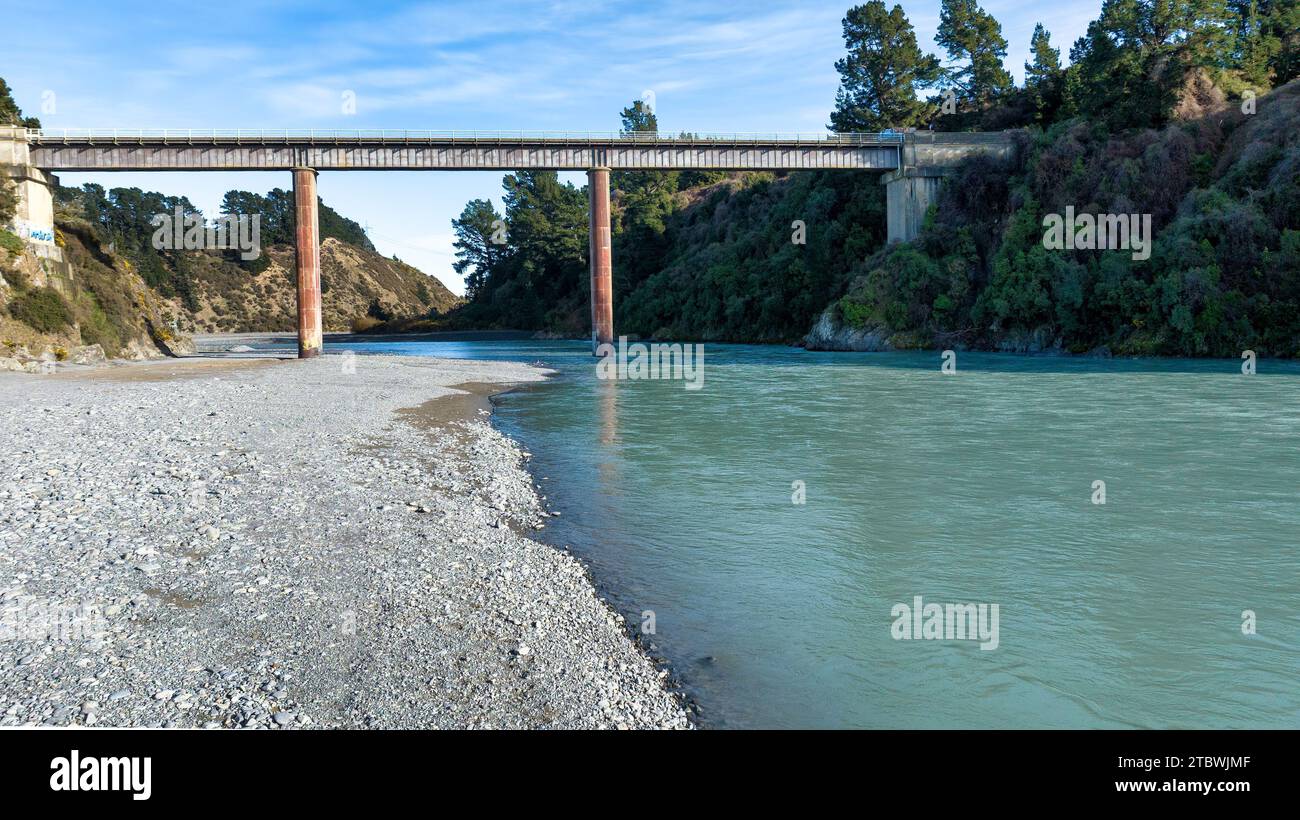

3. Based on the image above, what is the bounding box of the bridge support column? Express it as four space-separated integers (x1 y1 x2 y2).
588 167 613 355
292 167 323 359
882 166 948 244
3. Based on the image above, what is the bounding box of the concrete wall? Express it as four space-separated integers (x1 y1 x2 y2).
883 168 946 244
883 132 1020 244
0 127 31 165
1 128 60 259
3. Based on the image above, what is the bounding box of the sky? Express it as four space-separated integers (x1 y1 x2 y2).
5 0 1103 295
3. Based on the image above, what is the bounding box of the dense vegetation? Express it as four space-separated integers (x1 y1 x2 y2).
448 0 1300 356
0 77 39 129
839 82 1300 355
55 183 374 310
7 286 73 333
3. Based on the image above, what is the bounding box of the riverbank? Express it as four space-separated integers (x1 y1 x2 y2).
0 353 691 729
193 330 539 353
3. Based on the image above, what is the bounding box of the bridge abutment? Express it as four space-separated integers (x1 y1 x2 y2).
292 167 323 359
882 166 947 245
588 167 613 355
0 127 62 261
882 132 1019 244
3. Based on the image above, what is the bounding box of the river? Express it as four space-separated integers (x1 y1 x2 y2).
314 338 1300 728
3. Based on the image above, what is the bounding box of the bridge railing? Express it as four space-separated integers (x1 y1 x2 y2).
25 128 906 146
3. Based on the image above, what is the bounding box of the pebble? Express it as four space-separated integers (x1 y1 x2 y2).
0 353 691 730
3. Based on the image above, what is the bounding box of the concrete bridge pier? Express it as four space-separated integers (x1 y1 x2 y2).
882 166 947 244
292 167 323 358
588 167 614 355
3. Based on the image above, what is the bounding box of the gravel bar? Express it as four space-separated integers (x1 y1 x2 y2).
0 355 691 729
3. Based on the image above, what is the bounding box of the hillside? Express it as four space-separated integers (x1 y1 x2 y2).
446 79 1299 356
1 178 458 363
49 182 460 339
1 223 190 371
175 238 460 334
813 77 1300 357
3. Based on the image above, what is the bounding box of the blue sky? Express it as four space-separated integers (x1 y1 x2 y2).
6 0 1103 294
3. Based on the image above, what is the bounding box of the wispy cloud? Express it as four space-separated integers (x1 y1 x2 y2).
23 0 1105 293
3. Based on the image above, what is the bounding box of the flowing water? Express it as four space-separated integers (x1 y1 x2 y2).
316 339 1300 728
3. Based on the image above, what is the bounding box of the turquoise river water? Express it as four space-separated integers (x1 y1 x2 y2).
316 339 1300 728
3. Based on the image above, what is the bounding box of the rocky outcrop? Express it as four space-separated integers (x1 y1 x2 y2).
0 342 106 372
2 232 188 366
993 328 1064 354
802 310 893 352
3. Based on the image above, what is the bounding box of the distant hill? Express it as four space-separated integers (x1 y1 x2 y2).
181 237 461 334
2 165 460 363
51 183 460 336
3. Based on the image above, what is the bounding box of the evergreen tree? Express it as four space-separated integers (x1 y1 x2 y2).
829 2 942 132
217 188 372 250
1025 23 1063 123
1273 0 1300 83
1229 0 1300 85
619 100 658 135
0 77 40 128
1230 0 1282 86
1068 0 1234 129
451 198 505 301
935 0 1014 109
614 98 675 194
613 100 681 297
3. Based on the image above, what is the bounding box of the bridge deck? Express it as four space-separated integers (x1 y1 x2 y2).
24 129 908 171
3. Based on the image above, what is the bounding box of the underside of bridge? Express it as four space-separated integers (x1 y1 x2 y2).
1 128 1017 357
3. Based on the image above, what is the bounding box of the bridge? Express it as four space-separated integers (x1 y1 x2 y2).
1 127 1016 356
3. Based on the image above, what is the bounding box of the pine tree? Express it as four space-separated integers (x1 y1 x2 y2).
1025 23 1062 123
1068 0 1235 129
0 77 40 128
1231 1 1281 86
935 0 1014 110
452 199 506 301
1273 0 1300 83
619 100 658 135
1230 0 1300 85
828 2 942 132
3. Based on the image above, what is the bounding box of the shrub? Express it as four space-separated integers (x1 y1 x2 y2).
0 179 17 227
8 286 73 332
77 303 122 356
350 315 384 333
0 229 23 255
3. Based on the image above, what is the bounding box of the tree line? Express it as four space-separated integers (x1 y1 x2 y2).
54 184 373 308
